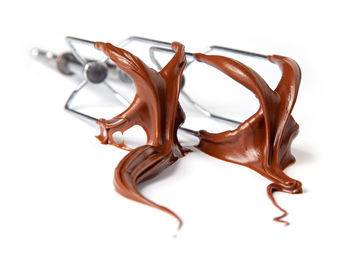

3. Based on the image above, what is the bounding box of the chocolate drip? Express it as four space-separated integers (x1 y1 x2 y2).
94 41 190 229
193 53 302 225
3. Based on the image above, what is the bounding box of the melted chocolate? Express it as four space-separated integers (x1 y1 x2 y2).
193 53 302 225
94 41 190 229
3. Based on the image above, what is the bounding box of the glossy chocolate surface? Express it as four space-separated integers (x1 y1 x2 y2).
194 53 302 225
94 41 189 229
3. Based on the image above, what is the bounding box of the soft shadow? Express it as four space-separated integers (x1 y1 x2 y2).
292 148 315 165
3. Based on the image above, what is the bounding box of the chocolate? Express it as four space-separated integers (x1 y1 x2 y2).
94 41 190 229
193 53 302 225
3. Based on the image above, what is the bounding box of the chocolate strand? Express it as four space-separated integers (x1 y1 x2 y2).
193 53 302 224
114 145 183 229
94 41 189 228
267 183 290 226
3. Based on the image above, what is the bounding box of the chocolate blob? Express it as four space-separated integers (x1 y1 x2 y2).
94 41 190 229
193 53 302 225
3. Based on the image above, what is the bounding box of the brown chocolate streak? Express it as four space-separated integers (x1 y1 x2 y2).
193 53 302 225
94 41 190 229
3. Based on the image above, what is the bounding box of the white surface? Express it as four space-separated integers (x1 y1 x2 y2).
1 1 350 252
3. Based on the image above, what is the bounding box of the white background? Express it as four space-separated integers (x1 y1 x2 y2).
1 1 350 252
